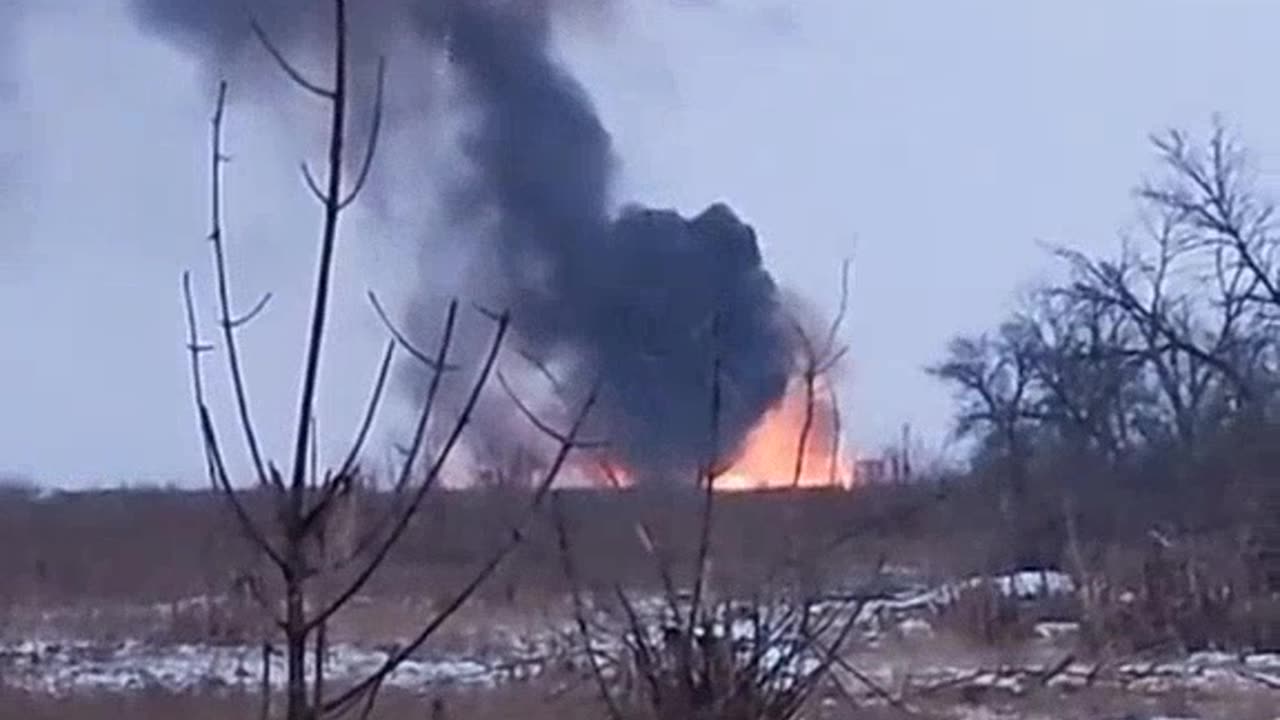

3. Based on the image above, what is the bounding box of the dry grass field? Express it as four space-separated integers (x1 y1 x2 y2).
2 482 1277 719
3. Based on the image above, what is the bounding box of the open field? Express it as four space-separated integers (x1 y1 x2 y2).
2 484 1277 719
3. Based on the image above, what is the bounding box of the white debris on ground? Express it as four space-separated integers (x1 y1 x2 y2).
0 639 505 695
4 568 1278 707
851 569 1076 634
861 651 1280 698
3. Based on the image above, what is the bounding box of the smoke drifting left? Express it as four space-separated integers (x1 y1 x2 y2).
128 1 811 486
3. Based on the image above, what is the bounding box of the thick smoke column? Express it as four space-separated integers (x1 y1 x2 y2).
441 3 796 482
128 0 800 484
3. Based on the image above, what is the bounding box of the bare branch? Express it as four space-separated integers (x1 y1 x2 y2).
319 301 460 567
323 384 599 717
206 81 274 489
369 291 458 372
471 301 507 323
687 315 723 640
300 162 328 204
336 340 396 479
182 272 212 406
305 305 506 631
826 382 844 486
516 347 569 397
183 270 287 571
791 366 817 490
820 257 852 359
496 372 608 448
554 496 626 720
250 19 334 99
200 405 287 570
309 415 320 490
340 56 387 210
225 292 274 330
389 299 465 493
356 664 390 720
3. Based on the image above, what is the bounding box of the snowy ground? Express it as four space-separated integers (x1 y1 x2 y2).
3 570 1277 719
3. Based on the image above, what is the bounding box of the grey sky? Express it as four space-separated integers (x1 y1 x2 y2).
2 1 1278 486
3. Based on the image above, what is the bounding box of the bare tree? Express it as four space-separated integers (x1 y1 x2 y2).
933 121 1280 592
1011 287 1145 460
1139 123 1280 405
929 320 1050 567
929 323 1038 471
1054 209 1257 451
551 340 863 720
939 124 1280 466
180 4 593 719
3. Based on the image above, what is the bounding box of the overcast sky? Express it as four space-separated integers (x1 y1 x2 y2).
2 1 1279 486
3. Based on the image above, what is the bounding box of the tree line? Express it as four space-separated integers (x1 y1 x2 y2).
931 123 1280 576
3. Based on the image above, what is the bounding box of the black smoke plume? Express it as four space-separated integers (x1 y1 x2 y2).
129 1 800 484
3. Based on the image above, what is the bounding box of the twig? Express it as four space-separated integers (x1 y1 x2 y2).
687 315 723 639
323 385 600 716
369 291 458 372
305 303 498 631
206 81 274 490
250 19 334 99
340 56 387 209
554 495 626 720
336 340 395 479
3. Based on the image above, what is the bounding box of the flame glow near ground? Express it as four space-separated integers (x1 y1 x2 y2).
716 375 853 491
584 375 853 491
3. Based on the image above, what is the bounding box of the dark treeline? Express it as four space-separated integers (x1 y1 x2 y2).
931 123 1280 591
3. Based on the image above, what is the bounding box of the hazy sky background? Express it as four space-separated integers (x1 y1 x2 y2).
2 0 1279 486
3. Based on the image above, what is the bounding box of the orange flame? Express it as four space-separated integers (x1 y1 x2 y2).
714 375 853 492
583 375 853 492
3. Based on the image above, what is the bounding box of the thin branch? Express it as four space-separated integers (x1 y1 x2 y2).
613 584 663 705
200 405 288 571
340 56 387 209
317 301 460 571
336 339 396 479
827 383 844 486
226 292 274 329
369 291 458 372
305 306 506 631
323 384 600 717
829 653 922 716
791 367 817 489
471 301 506 323
250 19 335 99
687 315 723 640
356 665 390 720
388 299 465 493
312 618 326 709
820 257 852 359
516 348 570 397
182 272 214 405
183 270 286 570
497 372 608 448
554 496 626 720
301 162 328 204
206 81 274 489
309 415 320 490
816 345 849 375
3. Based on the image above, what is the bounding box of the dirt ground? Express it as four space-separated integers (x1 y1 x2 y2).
2 486 1278 719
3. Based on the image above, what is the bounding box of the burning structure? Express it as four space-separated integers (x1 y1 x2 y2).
131 0 851 490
